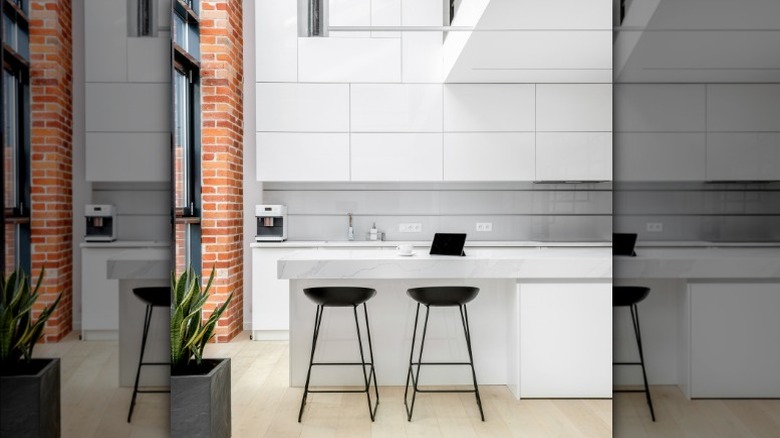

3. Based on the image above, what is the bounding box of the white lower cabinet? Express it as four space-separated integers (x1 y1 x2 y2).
689 282 780 398
81 248 124 340
252 247 298 340
518 282 612 398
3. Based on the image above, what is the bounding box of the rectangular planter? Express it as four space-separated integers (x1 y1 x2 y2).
171 358 231 438
0 358 61 438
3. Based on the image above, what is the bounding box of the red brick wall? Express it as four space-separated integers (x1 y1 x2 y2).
28 0 73 342
200 0 244 342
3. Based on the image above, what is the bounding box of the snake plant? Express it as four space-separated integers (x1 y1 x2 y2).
171 266 233 373
1 268 62 368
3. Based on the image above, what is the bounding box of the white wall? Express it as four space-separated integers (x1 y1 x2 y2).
72 0 87 330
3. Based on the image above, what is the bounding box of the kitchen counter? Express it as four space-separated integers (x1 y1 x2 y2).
615 247 780 279
252 240 611 248
79 240 170 248
280 248 612 399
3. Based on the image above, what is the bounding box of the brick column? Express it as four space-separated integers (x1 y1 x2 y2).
28 0 73 341
200 0 244 342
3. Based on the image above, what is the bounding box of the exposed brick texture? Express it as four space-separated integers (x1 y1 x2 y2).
28 0 73 342
200 0 244 342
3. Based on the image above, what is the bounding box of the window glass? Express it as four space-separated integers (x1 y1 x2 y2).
3 69 18 209
174 69 189 209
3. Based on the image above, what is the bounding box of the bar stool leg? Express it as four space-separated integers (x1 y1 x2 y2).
631 304 656 422
298 305 324 423
404 303 421 418
128 304 153 422
353 304 378 421
362 303 380 413
460 305 485 421
405 304 431 421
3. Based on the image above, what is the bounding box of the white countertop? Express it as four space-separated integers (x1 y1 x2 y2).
252 240 611 248
278 248 612 280
106 247 171 280
637 241 780 248
80 240 170 248
616 247 780 279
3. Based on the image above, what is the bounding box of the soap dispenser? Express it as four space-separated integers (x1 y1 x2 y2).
369 223 378 241
348 213 355 241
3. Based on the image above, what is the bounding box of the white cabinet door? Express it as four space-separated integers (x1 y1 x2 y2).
614 133 706 181
350 133 443 181
444 84 535 132
298 38 402 83
85 83 170 133
252 248 298 339
536 84 612 132
536 132 612 181
690 283 780 398
519 282 612 398
444 133 535 181
256 83 350 132
614 84 706 132
350 84 442 133
81 248 123 340
255 0 298 81
127 34 170 83
85 0 127 82
707 85 780 132
86 133 169 182
256 133 350 181
706 133 780 181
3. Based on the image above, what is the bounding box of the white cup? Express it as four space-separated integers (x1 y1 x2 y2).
397 244 413 254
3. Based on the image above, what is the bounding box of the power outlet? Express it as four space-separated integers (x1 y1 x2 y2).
646 222 663 232
476 222 493 232
398 223 422 233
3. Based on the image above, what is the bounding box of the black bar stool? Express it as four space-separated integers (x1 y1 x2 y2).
404 286 484 422
298 287 379 422
614 286 656 422
127 286 171 423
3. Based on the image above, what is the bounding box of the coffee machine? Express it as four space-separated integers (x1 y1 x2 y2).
85 204 117 242
255 205 287 242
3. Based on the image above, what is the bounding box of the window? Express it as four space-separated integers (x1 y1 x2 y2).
128 0 158 37
2 0 30 275
172 0 201 274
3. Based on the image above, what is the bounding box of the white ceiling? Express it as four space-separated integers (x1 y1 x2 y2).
615 0 780 83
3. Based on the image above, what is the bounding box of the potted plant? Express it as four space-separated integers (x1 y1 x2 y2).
0 268 62 438
170 266 233 438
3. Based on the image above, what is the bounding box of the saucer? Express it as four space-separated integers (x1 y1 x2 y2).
397 251 415 257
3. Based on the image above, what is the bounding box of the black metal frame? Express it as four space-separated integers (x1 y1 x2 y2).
614 302 656 422
298 303 379 422
404 303 485 422
127 302 171 422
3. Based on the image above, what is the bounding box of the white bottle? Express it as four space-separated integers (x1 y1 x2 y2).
348 213 354 241
369 223 378 241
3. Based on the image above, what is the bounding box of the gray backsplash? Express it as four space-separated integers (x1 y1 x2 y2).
614 182 780 242
262 183 613 242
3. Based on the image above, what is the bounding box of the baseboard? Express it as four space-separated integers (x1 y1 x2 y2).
251 330 289 341
81 330 119 341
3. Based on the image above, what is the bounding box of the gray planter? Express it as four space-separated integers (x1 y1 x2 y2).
171 358 231 438
0 358 61 438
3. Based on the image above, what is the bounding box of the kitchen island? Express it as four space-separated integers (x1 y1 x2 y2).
614 244 780 398
279 247 612 399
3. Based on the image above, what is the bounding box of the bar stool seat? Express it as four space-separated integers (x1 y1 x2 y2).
614 286 656 422
404 286 484 422
127 287 171 423
298 287 379 422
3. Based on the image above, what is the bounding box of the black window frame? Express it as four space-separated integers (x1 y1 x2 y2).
2 0 31 275
171 0 201 272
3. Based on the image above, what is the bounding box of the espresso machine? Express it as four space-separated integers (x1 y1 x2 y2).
255 205 288 242
84 204 117 242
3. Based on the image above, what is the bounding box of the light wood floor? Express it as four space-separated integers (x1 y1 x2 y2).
614 386 780 438
36 331 780 437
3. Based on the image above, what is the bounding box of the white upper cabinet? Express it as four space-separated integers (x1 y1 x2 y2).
350 84 442 132
85 0 127 82
256 0 298 81
257 133 350 181
444 84 535 132
298 38 402 83
401 0 442 82
444 133 535 181
127 34 170 83
706 133 780 181
351 133 443 181
256 83 350 132
707 85 780 132
86 133 169 182
536 84 612 132
536 133 612 181
85 83 169 133
614 84 706 132
614 133 706 182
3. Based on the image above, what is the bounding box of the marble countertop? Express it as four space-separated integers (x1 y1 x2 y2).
616 247 780 279
107 247 171 280
252 240 611 248
278 248 612 280
80 240 170 248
